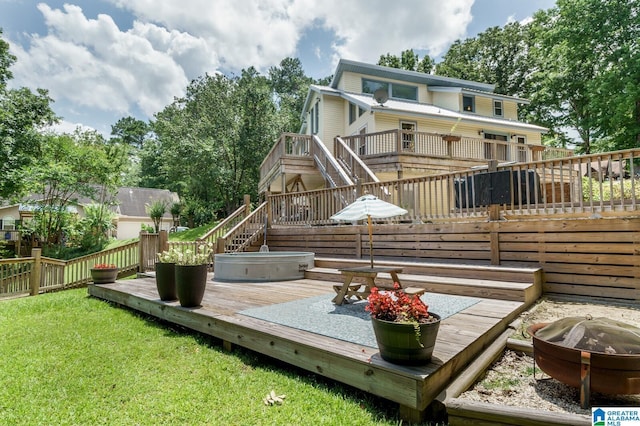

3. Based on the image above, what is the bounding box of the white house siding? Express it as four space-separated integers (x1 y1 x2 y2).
116 216 173 240
320 96 344 155
504 102 518 120
432 92 459 111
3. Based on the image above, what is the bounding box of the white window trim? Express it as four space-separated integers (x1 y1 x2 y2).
493 99 504 117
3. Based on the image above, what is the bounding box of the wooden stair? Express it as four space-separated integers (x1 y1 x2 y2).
306 257 543 303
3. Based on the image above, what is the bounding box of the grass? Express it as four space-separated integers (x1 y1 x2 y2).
0 289 407 425
169 224 216 242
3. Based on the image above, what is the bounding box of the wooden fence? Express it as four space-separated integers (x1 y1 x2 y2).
0 242 140 299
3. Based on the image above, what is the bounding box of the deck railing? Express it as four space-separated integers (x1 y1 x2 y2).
0 242 140 299
215 202 267 253
339 130 573 163
267 148 640 225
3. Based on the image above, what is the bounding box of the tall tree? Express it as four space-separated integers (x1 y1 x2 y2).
268 57 312 132
378 49 434 73
151 68 280 221
0 29 57 199
527 0 640 153
436 22 531 97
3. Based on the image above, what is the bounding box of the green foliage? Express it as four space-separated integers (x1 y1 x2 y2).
581 177 640 202
378 49 434 73
79 203 116 250
145 199 167 233
0 289 401 425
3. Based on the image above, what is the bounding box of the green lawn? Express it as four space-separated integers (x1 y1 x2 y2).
0 289 406 425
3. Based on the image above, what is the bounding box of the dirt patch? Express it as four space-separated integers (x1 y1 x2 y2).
457 296 640 415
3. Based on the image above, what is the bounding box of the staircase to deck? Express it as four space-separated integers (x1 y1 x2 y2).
306 257 542 304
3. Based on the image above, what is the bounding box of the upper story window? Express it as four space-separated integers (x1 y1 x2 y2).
493 100 503 117
362 78 417 101
462 95 475 112
349 103 356 124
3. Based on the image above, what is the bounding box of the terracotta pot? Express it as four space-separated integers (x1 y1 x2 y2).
90 268 118 284
155 262 177 301
175 264 208 308
371 313 441 365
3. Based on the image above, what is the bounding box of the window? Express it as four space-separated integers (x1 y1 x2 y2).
2 216 15 230
515 135 527 162
463 95 475 112
362 78 417 101
359 106 366 117
392 83 418 101
349 103 356 124
493 100 503 117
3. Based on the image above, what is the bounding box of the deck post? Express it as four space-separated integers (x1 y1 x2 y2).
244 194 251 216
265 192 272 227
30 248 42 296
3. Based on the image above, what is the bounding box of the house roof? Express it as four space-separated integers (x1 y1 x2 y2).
113 187 179 218
330 59 495 92
314 86 548 133
1 187 179 219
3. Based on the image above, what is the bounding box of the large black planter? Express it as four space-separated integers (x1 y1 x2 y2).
371 313 441 365
155 262 177 301
175 264 208 308
90 268 118 284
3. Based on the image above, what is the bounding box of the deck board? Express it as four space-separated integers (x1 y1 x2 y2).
88 273 529 419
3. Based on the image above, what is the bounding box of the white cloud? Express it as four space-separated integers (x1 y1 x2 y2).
7 0 476 129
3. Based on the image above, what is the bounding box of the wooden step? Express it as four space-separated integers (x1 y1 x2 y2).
313 256 542 284
305 267 540 303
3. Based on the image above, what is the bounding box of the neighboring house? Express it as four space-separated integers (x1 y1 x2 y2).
0 187 179 242
259 59 571 194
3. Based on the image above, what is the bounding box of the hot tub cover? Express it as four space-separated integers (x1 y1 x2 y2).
534 316 640 355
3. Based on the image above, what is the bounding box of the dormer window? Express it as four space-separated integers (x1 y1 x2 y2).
493 100 503 117
463 95 475 112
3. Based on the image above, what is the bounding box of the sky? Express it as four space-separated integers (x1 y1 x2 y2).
0 0 556 137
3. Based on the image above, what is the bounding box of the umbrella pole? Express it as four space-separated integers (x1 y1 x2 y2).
368 215 374 268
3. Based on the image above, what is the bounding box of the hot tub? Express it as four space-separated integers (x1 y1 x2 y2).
213 251 315 282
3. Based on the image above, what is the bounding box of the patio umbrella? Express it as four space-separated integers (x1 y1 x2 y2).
330 194 408 268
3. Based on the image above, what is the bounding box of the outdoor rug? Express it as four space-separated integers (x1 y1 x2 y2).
239 292 480 348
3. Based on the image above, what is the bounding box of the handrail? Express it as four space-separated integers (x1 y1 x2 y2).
334 136 380 184
216 202 267 253
196 202 249 247
310 135 354 188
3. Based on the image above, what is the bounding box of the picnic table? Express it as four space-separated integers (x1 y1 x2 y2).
331 266 404 305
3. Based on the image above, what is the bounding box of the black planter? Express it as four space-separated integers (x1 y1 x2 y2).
155 262 177 301
90 268 118 284
175 264 208 308
371 313 441 365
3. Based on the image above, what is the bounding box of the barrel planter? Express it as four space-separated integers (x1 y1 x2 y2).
371 313 441 365
155 262 177 301
175 264 208 308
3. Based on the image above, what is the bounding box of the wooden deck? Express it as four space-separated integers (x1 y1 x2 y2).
88 271 533 422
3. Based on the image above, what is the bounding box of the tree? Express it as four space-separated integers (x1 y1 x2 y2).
526 0 640 153
436 22 531 97
378 49 434 73
0 29 58 199
146 199 167 233
22 130 123 249
268 57 313 132
110 116 150 149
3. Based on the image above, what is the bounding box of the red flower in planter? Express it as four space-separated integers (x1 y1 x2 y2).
93 263 117 269
366 283 433 324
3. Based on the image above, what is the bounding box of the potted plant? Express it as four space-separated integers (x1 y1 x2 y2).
90 263 118 284
174 243 214 308
366 283 440 365
155 250 179 301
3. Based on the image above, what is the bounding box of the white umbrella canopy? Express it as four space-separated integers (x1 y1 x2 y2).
330 194 408 267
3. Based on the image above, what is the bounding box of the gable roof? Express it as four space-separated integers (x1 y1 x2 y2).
113 187 179 218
